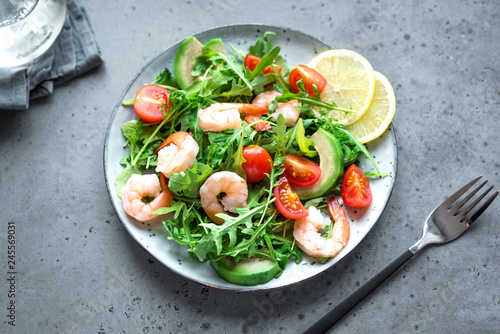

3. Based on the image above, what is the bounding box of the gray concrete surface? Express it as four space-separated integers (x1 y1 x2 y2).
1 0 499 333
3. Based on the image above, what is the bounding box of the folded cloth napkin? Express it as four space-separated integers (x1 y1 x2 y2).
0 0 103 110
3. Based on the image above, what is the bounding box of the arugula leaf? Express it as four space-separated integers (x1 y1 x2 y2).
249 37 266 57
247 46 281 81
205 131 235 168
246 185 268 208
213 52 252 90
162 202 203 247
326 121 385 175
250 76 277 95
229 124 247 178
193 205 265 261
191 56 214 78
265 234 303 268
303 196 326 209
199 66 234 97
121 120 142 148
167 162 214 198
340 142 358 166
186 101 205 145
154 200 188 218
271 114 287 155
263 31 277 51
221 210 276 258
153 68 178 88
249 31 276 57
218 79 253 98
204 126 250 170
294 118 317 158
273 55 289 76
114 162 141 198
122 98 135 106
274 84 355 113
115 120 150 197
191 43 227 78
365 171 389 178
229 44 246 60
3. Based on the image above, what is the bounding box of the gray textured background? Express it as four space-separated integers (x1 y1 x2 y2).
1 0 499 333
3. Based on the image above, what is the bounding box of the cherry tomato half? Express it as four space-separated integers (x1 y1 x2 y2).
341 164 372 207
289 65 327 97
282 154 321 188
273 177 308 219
244 54 282 75
133 84 170 123
242 145 273 183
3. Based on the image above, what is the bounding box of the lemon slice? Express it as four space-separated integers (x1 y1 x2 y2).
346 71 396 144
308 49 376 125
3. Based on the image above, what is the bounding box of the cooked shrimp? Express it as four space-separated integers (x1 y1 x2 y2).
198 103 271 132
271 100 301 127
122 173 173 222
252 91 301 127
252 90 283 107
155 131 199 178
199 171 248 224
293 197 350 258
197 103 243 132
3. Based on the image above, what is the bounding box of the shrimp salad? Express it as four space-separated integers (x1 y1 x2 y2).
114 32 386 286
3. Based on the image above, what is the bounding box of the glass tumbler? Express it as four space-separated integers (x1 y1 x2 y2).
0 0 67 70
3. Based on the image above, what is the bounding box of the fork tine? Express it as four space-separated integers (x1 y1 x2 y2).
463 190 499 226
451 180 488 216
442 176 482 210
457 185 493 220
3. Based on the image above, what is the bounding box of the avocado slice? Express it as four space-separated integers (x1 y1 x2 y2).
209 255 281 286
293 128 344 200
174 37 226 90
204 38 226 54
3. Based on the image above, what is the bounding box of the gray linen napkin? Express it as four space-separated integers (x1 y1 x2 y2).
0 0 103 110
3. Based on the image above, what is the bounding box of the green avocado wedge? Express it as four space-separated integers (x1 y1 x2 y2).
174 37 226 90
209 255 281 286
293 128 344 200
204 38 226 54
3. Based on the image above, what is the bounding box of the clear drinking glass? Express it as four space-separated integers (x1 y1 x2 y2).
0 0 67 70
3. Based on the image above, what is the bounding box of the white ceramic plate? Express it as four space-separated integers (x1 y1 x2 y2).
104 24 397 291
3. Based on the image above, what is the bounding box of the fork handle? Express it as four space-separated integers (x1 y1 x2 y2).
303 249 414 334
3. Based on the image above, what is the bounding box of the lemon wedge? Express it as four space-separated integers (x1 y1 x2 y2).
308 49 376 125
345 71 396 143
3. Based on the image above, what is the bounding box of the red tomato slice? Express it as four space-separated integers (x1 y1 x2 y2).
289 65 327 97
244 54 260 71
341 164 372 207
241 145 273 183
282 154 321 187
133 84 170 123
244 54 282 75
273 177 308 219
